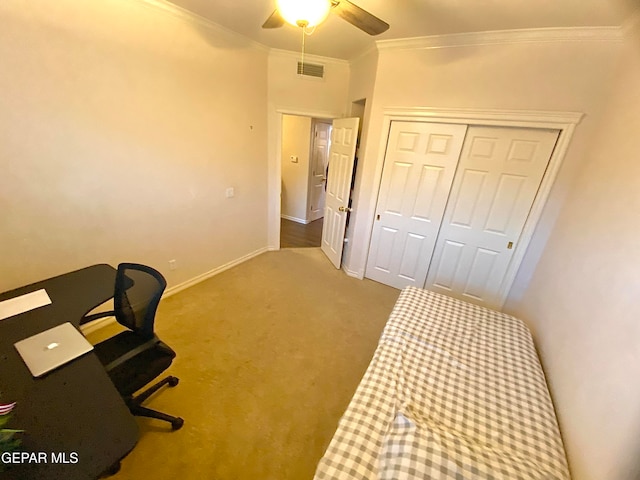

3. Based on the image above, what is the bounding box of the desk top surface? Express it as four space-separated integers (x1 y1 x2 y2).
0 265 139 480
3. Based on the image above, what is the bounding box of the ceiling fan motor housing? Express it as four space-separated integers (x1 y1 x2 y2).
263 0 390 36
276 0 332 28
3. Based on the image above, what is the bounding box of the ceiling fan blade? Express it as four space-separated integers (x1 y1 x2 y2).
262 9 285 29
331 0 389 36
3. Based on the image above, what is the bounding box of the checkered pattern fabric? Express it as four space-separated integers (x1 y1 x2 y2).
315 287 570 480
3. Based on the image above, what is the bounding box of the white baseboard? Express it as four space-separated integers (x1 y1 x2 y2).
80 315 116 335
281 214 309 225
163 247 268 297
81 246 269 335
343 267 363 279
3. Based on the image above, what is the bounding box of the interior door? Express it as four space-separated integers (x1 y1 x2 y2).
425 126 559 308
321 117 360 268
308 121 332 222
365 121 468 289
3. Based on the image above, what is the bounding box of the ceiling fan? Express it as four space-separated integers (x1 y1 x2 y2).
262 0 389 36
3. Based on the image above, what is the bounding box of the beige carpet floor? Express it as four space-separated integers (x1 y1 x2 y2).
87 248 399 480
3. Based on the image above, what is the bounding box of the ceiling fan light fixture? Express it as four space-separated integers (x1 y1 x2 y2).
276 0 332 28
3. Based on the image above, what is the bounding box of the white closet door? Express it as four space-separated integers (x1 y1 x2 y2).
425 126 559 308
365 121 468 289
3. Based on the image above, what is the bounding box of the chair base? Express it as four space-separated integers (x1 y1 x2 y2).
99 460 121 478
125 375 184 431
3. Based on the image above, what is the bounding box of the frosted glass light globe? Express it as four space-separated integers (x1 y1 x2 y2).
277 0 332 28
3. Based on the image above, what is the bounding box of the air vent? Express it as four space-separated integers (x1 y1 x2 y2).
297 61 324 78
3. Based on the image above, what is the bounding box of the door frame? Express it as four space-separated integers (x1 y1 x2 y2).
268 106 341 250
359 107 583 309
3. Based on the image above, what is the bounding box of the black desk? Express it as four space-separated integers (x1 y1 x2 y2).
0 265 138 480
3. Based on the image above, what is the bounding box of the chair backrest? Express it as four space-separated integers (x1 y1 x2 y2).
114 263 167 338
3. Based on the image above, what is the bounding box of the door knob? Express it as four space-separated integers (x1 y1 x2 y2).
338 206 352 212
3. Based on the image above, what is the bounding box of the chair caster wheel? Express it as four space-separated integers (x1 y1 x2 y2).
171 417 184 430
168 376 179 387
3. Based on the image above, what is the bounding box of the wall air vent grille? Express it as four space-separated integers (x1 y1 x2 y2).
297 62 324 78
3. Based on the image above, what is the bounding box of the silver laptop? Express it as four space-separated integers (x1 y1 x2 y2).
14 322 94 377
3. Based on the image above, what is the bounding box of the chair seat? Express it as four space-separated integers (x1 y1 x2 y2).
94 331 176 397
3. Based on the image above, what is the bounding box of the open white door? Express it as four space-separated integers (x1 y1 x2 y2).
321 117 360 268
308 121 332 222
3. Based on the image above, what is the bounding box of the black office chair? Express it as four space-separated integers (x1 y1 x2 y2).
81 263 184 431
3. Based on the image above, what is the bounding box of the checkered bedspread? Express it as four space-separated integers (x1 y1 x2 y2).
314 287 570 479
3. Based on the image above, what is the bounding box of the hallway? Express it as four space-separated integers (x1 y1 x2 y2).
280 218 323 248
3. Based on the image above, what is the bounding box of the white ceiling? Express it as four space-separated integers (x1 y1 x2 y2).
166 0 639 60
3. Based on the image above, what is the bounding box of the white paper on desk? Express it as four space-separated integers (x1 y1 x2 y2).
0 289 52 321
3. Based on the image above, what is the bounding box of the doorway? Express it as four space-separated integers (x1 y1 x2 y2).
280 114 332 248
280 218 324 248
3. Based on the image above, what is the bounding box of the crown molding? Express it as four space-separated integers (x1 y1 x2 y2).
132 0 269 53
382 106 584 127
376 26 623 52
268 48 350 66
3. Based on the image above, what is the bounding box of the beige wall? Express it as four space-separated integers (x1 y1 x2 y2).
5 3 640 475
266 50 350 248
0 0 268 292
267 50 351 115
342 47 379 273
280 115 312 222
506 19 640 479
344 27 640 479
347 38 621 282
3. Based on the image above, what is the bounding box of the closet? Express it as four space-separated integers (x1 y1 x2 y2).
365 121 559 309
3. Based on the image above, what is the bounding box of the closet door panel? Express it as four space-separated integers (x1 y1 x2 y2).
365 122 468 289
425 126 559 308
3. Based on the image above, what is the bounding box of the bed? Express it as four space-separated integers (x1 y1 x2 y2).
314 287 570 480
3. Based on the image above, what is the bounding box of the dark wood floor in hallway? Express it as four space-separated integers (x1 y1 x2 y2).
280 218 323 248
